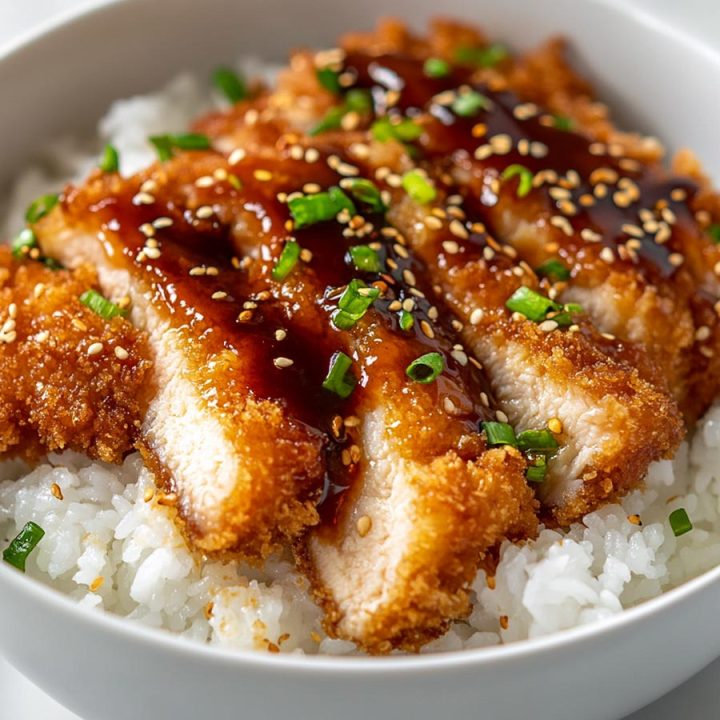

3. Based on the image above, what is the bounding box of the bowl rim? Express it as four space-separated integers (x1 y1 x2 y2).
1 0 720 673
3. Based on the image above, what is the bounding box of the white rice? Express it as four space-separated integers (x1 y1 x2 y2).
2 69 720 656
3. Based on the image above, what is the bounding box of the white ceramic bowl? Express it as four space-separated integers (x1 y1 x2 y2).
1 1 720 718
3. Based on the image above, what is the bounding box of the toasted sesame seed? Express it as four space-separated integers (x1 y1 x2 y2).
132 192 155 205
153 217 173 229
420 320 435 339
143 487 155 503
144 247 161 260
513 102 538 120
211 291 228 300
428 306 439 321
474 144 493 160
237 310 253 322
253 169 273 182
35 330 49 342
580 228 602 243
206 267 219 276
114 346 129 360
228 148 246 165
305 148 320 163
140 179 158 194
668 253 684 267
469 308 484 326
529 141 549 158
449 219 469 239
402 269 417 287
627 514 642 526
499 615 509 630
548 417 563 434
695 326 711 342
196 205 214 219
549 215 573 236
451 349 468 366
670 188 687 202
538 319 559 332
50 483 64 500
273 357 294 369
195 175 215 188
621 223 644 238
139 222 156 237
496 410 509 423
599 247 615 264
401 298 415 312
157 492 178 507
357 516 372 537
89 577 104 593
87 342 104 356
189 266 206 276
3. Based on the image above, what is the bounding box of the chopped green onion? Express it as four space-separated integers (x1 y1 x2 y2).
501 164 534 197
26 194 59 224
371 116 423 143
406 351 444 383
451 90 490 117
316 67 342 94
345 89 372 114
535 258 571 282
272 240 301 281
349 245 382 273
322 351 357 399
288 187 356 229
455 43 509 68
517 429 559 454
99 144 120 173
401 170 437 205
506 286 560 322
669 508 693 537
399 310 415 331
332 279 380 330
213 66 247 103
708 224 720 244
11 228 38 259
424 57 451 78
553 115 574 131
526 455 547 483
310 106 346 135
310 90 372 136
43 257 63 271
79 289 128 320
346 178 386 213
3 521 45 572
149 133 211 161
482 421 517 447
551 303 584 328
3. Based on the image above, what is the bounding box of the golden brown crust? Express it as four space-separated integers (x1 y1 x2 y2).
0 248 151 463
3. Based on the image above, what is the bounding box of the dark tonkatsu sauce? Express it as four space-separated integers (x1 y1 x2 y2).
341 51 700 282
73 148 498 527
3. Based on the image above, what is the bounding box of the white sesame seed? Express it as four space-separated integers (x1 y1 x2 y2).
599 247 615 264
114 346 129 360
538 319 559 333
469 308 484 325
196 205 214 219
35 330 49 342
144 247 161 260
87 342 104 356
496 410 509 423
212 291 228 300
152 217 173 229
275 328 287 341
273 357 294 369
695 326 711 342
195 176 215 188
132 192 155 206
228 148 246 165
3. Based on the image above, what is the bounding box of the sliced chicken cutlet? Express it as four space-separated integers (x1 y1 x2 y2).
0 247 150 463
194 50 682 526
330 24 720 421
33 163 326 559
133 148 537 653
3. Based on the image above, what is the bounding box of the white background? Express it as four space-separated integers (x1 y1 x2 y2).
0 1 718 718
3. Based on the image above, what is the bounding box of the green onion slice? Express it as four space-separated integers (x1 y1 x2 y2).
79 289 128 320
707 224 720 244
371 116 423 143
346 178 386 213
423 57 452 78
288 187 356 229
213 67 248 103
401 170 437 205
506 286 560 322
43 257 64 271
669 508 693 537
482 421 517 447
310 89 372 136
316 67 342 94
451 90 490 118
553 115 574 131
345 89 373 114
322 351 357 398
535 258 571 282
399 310 415 331
272 240 301 281
149 133 211 161
310 106 346 136
517 429 559 454
332 279 380 330
11 228 38 259
3 521 45 572
501 164 534 197
99 144 120 173
26 194 59 224
406 351 444 383
526 455 547 483
455 43 509 68
349 245 382 273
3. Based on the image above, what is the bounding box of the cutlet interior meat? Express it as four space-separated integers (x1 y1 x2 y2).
0 248 150 463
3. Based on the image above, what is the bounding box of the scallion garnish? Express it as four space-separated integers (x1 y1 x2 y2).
423 57 451 78
272 240 301 281
322 351 357 398
517 429 559 454
553 115 574 131
149 133 211 161
501 164 534 197
482 421 517 447
505 286 581 327
526 455 547 483
43 257 63 271
345 89 373 114
669 508 693 537
25 194 59 224
213 67 248 103
535 258 571 282
399 310 415 331
406 351 444 383
332 279 380 330
371 116 423 143
310 106 346 135
349 245 382 273
99 144 120 173
401 170 437 205
346 178 386 214
708 224 720 244
310 89 373 136
455 43 509 68
316 67 342 94
3 521 45 572
79 289 128 320
288 186 356 229
451 90 490 117
11 228 38 259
